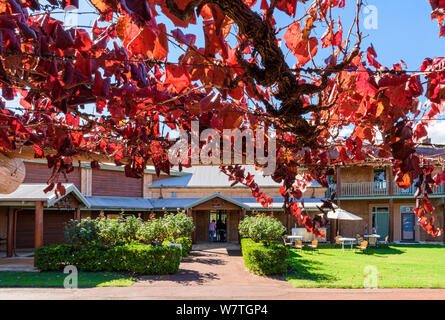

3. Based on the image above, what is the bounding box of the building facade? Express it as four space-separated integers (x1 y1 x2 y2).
1 154 444 257
329 164 445 243
0 161 326 256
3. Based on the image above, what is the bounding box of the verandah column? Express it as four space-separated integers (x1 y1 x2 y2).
388 166 394 242
7 207 13 257
34 201 44 249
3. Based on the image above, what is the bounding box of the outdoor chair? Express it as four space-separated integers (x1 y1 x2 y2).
283 235 294 248
335 235 343 247
368 236 377 248
355 240 368 254
378 236 389 246
295 239 305 251
308 240 319 253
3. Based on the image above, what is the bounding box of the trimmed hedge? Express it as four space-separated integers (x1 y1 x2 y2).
35 244 181 275
163 236 193 257
240 238 288 275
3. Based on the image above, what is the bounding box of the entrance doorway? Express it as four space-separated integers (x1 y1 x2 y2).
209 210 227 242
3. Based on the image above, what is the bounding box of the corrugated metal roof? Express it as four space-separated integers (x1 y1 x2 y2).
233 197 328 210
147 165 322 188
84 193 324 211
0 184 90 208
85 196 153 210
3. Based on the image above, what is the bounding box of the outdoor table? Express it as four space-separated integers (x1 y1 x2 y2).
339 237 356 251
287 235 304 245
363 234 380 247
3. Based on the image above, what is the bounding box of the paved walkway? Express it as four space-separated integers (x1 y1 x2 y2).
1 248 445 299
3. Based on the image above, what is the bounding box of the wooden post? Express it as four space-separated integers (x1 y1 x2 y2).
442 197 445 244
34 201 44 249
332 166 342 243
388 166 394 196
389 198 394 242
75 208 81 221
6 208 13 257
388 167 394 242
286 210 290 234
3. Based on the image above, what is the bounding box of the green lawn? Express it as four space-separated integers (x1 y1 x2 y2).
0 272 136 288
286 245 445 288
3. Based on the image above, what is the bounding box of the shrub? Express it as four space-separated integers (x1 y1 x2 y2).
34 244 73 271
64 218 100 248
163 236 193 257
136 218 168 245
35 244 181 275
240 238 288 275
107 244 181 274
63 213 193 249
239 214 287 246
96 215 143 247
163 213 195 241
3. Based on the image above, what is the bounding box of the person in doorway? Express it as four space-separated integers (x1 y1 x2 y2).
217 219 225 242
209 220 216 242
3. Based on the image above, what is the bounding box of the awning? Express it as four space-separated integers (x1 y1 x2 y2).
0 183 90 208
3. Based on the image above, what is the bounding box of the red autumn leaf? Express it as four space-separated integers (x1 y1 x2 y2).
164 64 191 92
284 22 318 66
34 144 44 158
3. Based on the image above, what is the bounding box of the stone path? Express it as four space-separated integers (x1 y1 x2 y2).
1 248 445 299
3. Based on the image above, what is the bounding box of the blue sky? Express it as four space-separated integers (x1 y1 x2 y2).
8 1 445 142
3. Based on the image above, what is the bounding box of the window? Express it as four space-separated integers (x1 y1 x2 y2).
373 169 387 190
171 192 177 198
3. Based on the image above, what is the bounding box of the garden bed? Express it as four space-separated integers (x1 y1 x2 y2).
35 243 182 275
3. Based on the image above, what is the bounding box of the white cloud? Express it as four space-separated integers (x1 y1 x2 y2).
426 121 445 145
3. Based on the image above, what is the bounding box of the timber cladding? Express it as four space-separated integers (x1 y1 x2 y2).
91 168 143 197
24 163 81 189
15 210 74 248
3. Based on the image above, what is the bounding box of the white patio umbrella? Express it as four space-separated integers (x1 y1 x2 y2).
320 209 363 237
326 209 363 221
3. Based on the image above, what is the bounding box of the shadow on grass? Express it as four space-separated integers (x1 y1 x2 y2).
317 244 405 256
286 251 337 283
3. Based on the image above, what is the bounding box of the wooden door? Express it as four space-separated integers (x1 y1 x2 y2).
195 210 210 242
401 213 415 241
226 210 240 242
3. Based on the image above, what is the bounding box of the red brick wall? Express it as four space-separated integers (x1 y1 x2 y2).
24 163 81 190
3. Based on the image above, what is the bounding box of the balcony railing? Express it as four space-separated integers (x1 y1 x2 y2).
327 182 445 199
